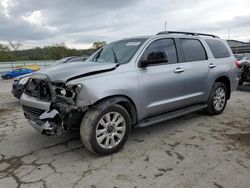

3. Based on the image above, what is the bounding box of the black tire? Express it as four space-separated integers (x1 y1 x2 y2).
205 82 228 115
80 104 131 155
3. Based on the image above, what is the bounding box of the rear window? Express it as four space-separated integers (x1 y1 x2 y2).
206 39 230 58
180 39 207 62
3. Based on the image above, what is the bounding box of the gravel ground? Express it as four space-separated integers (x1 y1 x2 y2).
0 79 250 188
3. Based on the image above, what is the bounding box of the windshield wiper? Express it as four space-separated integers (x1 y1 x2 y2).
111 47 119 64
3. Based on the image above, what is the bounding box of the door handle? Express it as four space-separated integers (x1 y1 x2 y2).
174 67 184 74
208 63 216 69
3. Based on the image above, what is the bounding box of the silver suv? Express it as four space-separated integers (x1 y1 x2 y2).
20 31 239 155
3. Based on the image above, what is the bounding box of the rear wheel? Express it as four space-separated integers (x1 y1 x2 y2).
205 82 228 115
80 104 131 155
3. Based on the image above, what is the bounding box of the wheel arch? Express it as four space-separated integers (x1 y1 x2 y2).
91 95 138 126
214 76 231 99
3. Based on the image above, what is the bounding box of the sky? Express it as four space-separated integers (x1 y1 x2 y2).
0 0 250 49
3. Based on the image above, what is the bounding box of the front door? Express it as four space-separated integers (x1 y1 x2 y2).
137 38 186 119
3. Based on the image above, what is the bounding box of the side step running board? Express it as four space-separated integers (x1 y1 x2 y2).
138 104 207 127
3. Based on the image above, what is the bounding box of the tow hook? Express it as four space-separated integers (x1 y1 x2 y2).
38 109 62 135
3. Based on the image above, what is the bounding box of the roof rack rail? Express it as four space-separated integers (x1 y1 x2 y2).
157 31 219 38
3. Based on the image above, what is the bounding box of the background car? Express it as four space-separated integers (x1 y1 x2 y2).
238 55 250 85
239 56 250 64
12 73 33 99
1 68 34 79
52 56 88 66
234 54 244 61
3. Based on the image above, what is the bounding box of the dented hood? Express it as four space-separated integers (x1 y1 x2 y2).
37 62 117 82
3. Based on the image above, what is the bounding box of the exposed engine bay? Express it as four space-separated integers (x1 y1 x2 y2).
22 75 87 136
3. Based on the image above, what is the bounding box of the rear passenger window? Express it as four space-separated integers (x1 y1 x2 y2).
180 39 207 62
141 39 178 64
206 39 230 58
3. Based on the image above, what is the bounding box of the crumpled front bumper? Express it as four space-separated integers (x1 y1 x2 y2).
28 119 56 134
21 92 84 135
21 93 60 135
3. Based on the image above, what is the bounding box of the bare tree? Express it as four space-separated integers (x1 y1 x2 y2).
8 41 22 56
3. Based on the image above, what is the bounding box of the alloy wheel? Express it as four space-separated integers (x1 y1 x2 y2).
96 112 126 149
213 87 226 111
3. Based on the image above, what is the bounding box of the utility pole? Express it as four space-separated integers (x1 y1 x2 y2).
228 29 231 40
164 21 167 31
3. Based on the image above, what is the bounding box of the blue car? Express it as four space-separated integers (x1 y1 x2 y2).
1 68 34 79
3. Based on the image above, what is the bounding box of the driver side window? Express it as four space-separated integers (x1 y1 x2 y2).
141 38 178 64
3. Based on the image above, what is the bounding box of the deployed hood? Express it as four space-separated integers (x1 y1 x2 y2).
36 61 118 82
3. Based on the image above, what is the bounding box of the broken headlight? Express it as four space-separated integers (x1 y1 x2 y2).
67 84 82 94
55 84 82 98
19 76 30 85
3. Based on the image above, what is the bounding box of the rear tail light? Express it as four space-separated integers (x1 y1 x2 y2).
234 60 241 68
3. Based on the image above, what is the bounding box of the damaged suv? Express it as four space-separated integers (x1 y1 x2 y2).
21 31 239 155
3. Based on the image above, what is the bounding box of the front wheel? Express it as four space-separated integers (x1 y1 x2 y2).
205 82 228 115
80 104 131 155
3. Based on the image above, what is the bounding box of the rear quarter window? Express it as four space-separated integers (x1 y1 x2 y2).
180 39 207 62
206 39 230 58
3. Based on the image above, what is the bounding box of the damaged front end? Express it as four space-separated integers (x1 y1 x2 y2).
21 74 87 136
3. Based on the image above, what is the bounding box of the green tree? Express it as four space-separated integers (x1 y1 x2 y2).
0 44 12 61
0 44 10 52
47 43 69 60
0 41 99 62
92 41 107 49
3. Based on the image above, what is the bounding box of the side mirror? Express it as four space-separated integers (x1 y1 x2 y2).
139 51 168 68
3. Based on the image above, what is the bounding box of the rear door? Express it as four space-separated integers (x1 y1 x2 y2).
175 38 210 105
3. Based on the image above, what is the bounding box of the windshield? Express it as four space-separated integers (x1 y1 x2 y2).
89 38 147 64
